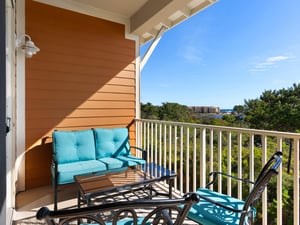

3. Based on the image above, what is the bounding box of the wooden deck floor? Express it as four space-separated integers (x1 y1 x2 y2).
13 183 198 225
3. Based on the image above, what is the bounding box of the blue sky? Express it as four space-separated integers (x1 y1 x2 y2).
140 0 300 109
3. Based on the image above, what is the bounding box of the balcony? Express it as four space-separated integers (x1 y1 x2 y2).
13 119 299 225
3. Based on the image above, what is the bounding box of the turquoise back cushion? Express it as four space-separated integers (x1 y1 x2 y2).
53 129 96 164
94 128 131 159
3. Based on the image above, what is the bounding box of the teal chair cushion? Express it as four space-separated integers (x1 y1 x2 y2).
54 160 106 184
53 129 96 164
94 128 131 159
188 188 256 225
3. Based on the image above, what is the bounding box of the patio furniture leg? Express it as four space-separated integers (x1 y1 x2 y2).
54 178 58 211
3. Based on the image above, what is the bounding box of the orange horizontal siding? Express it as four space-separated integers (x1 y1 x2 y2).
25 0 136 188
26 109 135 121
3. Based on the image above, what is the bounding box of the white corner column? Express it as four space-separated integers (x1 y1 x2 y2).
15 0 26 193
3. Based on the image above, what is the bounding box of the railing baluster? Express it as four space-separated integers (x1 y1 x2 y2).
249 134 254 191
261 135 267 225
193 128 197 191
237 132 242 199
200 128 206 188
277 137 283 225
154 123 158 169
159 123 162 168
163 124 167 174
150 122 154 166
180 126 183 194
227 131 232 196
174 125 178 191
294 138 299 225
147 122 150 163
218 130 222 193
209 129 214 189
186 127 190 192
169 125 172 176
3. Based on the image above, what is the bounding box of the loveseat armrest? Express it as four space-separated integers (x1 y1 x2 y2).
130 146 147 161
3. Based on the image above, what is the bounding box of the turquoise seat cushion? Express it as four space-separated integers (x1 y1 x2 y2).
93 128 131 159
188 188 255 225
54 160 106 184
98 157 127 170
53 129 96 164
116 155 146 166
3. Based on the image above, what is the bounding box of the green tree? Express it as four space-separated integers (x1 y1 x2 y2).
233 105 245 127
159 102 193 122
141 102 159 119
244 83 300 132
141 102 193 122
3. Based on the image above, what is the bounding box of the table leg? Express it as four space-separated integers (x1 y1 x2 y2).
77 191 81 208
169 179 173 199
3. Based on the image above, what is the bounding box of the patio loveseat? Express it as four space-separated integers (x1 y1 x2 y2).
52 127 146 210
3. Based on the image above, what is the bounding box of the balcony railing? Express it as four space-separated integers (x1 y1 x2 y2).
135 119 300 225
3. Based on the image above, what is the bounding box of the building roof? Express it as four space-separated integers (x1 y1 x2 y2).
34 0 217 44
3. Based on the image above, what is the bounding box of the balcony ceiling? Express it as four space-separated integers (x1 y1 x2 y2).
34 0 217 44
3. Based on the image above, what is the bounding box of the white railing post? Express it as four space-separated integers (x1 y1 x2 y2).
294 139 299 225
169 125 172 175
200 128 206 188
237 133 243 200
163 124 167 171
159 124 162 168
150 122 154 166
249 134 255 191
209 129 214 189
227 132 232 196
261 135 267 225
174 126 178 191
180 126 183 194
217 130 222 193
193 128 197 191
277 137 283 225
186 127 190 192
154 123 158 167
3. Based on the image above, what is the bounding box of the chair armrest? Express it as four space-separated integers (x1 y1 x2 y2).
206 171 255 188
130 146 147 160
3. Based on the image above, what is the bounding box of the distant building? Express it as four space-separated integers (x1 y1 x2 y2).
190 106 220 114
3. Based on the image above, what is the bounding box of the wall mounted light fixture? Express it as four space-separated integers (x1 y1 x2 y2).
16 34 40 58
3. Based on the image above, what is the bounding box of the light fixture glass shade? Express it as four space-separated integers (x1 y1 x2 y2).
17 34 40 58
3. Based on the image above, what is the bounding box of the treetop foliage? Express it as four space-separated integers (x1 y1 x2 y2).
141 83 300 133
244 83 300 132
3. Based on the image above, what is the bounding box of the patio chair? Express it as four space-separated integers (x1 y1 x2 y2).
36 192 200 225
187 151 282 225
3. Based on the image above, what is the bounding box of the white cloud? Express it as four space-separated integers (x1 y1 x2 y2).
267 56 290 62
182 46 202 63
251 55 293 72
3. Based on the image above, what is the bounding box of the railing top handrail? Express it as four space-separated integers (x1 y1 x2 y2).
135 119 300 139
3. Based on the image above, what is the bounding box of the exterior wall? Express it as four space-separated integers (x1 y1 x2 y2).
25 0 136 188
